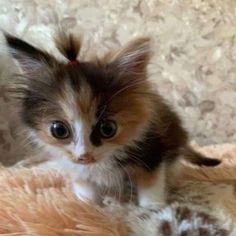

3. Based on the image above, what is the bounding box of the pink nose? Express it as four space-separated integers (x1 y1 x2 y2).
77 153 95 164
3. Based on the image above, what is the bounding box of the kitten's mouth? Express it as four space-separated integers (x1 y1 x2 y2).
72 154 96 165
76 158 95 165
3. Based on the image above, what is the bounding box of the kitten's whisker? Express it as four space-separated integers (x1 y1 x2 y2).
116 160 134 202
101 164 122 201
99 164 113 198
125 154 151 171
129 91 158 98
106 79 146 103
114 167 123 202
20 133 35 147
97 79 149 120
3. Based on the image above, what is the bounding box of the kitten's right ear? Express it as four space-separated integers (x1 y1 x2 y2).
4 33 54 72
106 37 151 78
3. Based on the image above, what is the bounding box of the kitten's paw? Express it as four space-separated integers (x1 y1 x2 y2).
138 190 166 208
139 201 164 211
138 198 165 209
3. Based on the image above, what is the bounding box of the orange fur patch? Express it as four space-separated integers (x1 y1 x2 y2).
131 166 157 188
106 85 154 145
0 167 128 236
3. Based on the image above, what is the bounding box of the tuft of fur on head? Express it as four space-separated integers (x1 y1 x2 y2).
54 30 81 62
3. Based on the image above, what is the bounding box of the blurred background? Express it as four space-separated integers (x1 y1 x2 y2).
0 0 235 165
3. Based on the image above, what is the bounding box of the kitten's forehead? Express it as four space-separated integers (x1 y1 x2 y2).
56 61 152 121
58 76 97 123
55 62 114 120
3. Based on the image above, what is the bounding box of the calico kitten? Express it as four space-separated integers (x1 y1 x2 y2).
4 32 220 206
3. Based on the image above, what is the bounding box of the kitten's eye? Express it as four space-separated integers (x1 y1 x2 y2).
50 121 70 139
99 120 117 139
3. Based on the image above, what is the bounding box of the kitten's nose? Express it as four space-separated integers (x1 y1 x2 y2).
76 153 95 164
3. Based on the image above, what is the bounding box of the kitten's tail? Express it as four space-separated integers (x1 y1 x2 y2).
54 30 81 62
181 146 221 167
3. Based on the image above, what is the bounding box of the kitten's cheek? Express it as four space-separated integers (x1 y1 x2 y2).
95 148 116 161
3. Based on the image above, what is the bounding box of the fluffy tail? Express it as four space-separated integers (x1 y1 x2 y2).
181 146 221 167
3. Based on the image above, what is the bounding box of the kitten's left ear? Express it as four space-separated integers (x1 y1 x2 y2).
4 33 54 73
107 37 151 78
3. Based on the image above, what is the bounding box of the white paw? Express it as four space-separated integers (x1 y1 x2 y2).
138 196 165 208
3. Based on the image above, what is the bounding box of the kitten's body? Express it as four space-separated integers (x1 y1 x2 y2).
5 32 220 206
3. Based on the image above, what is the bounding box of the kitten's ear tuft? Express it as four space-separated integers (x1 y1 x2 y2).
108 37 151 77
4 33 53 72
54 31 81 62
182 147 221 167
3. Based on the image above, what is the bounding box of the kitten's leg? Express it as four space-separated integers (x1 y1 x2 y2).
136 165 166 207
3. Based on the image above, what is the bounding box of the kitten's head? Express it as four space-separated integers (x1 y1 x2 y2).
5 32 220 168
5 32 155 164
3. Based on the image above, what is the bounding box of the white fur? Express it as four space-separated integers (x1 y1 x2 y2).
68 120 90 158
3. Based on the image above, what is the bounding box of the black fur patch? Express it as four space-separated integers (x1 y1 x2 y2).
116 111 188 172
5 33 52 64
90 124 103 146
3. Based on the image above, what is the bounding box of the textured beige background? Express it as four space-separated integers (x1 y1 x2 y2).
0 0 235 164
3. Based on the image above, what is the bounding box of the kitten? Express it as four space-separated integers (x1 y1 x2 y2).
4 32 220 207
